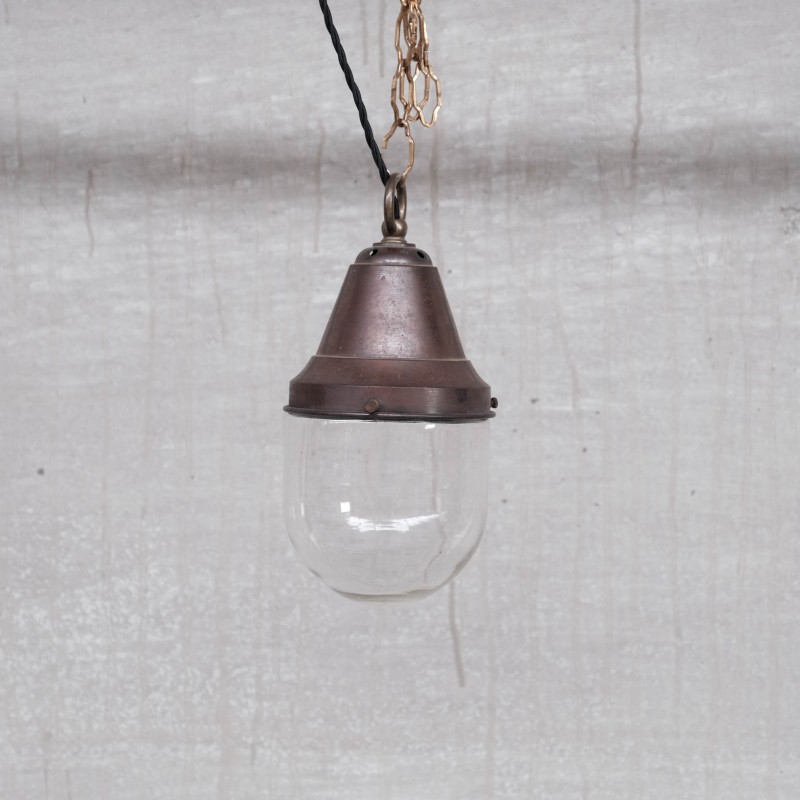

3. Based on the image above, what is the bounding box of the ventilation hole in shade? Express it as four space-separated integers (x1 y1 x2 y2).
417 250 426 259
369 249 377 256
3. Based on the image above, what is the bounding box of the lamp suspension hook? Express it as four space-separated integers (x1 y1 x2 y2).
381 172 408 240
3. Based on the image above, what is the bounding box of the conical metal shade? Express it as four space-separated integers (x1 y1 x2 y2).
285 239 495 422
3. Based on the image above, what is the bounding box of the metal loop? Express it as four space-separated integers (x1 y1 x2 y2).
381 173 408 239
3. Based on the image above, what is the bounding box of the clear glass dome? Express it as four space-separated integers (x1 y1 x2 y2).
284 416 490 601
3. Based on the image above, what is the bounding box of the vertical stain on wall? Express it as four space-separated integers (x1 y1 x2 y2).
663 249 685 729
448 581 466 688
596 152 614 653
631 0 644 187
360 0 368 65
100 341 111 584
249 491 268 769
379 0 387 79
205 144 228 344
705 292 730 796
481 558 497 800
13 91 24 172
137 188 157 731
313 125 326 253
764 270 782 800
728 264 754 793
2 137 18 289
213 440 234 798
430 128 443 265
84 169 95 258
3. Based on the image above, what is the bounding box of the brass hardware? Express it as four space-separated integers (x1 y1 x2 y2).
383 0 442 180
381 173 408 240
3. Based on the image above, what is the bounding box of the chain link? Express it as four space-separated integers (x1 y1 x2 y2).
382 0 442 180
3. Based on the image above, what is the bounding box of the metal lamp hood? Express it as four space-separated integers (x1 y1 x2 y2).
285 237 495 422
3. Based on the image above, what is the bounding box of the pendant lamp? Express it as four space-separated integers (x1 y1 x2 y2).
284 2 497 601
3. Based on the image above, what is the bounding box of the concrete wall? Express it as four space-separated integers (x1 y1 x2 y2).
1 1 798 797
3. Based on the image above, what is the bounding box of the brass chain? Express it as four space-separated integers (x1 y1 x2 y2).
383 0 442 181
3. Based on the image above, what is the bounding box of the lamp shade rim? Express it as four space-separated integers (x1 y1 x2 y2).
283 406 494 422
286 240 496 420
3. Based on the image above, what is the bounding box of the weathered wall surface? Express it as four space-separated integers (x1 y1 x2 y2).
1 1 799 797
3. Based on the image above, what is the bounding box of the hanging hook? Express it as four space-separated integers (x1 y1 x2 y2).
381 172 408 240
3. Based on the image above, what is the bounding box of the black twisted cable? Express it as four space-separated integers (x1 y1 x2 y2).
318 0 390 186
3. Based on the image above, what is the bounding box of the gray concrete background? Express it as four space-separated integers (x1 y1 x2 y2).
1 1 799 797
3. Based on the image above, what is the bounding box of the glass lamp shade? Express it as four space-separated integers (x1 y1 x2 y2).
284 415 489 601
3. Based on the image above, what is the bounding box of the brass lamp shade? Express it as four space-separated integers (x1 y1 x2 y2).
285 238 495 422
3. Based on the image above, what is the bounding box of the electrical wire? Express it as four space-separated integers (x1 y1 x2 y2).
317 0 390 186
